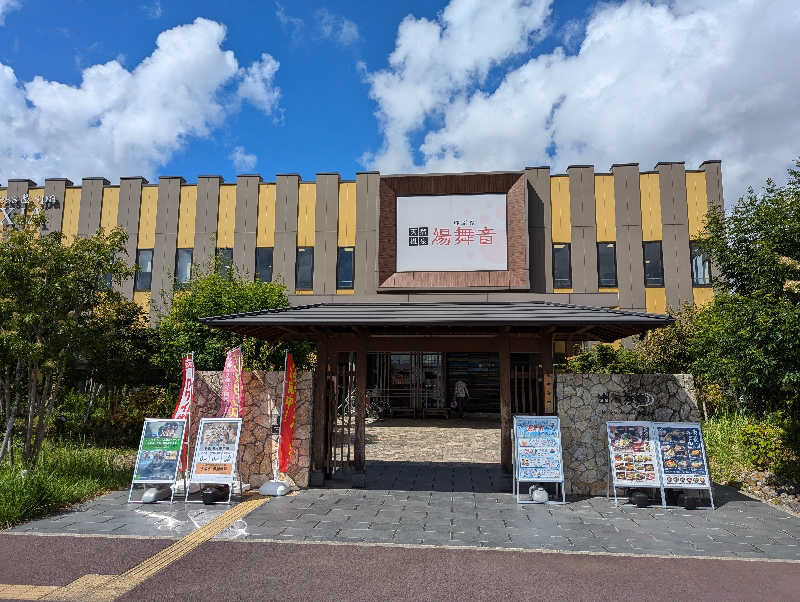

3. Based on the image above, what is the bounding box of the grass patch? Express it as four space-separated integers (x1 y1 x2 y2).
0 442 135 529
702 414 751 485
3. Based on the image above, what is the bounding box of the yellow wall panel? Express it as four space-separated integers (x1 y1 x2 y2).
138 186 158 248
598 287 619 294
594 175 616 241
336 289 355 295
645 287 667 314
216 184 236 248
62 188 82 244
294 290 314 295
640 174 662 241
257 183 276 247
133 291 151 315
692 287 714 307
550 176 571 242
686 171 708 239
177 185 197 248
100 187 119 233
338 182 356 247
553 288 574 294
297 183 316 246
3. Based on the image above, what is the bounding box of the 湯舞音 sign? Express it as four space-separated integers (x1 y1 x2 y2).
396 194 507 272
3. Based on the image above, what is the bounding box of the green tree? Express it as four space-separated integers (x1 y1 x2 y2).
0 213 135 465
691 160 800 417
635 303 698 374
154 263 313 385
565 343 645 374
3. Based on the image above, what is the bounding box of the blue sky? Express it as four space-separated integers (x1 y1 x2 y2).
1 1 799 203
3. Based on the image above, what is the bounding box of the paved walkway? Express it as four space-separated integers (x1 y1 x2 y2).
8 461 800 561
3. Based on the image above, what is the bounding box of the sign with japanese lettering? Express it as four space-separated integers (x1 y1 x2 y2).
131 419 186 483
654 422 711 489
396 194 507 271
607 421 662 489
514 416 564 482
189 418 242 485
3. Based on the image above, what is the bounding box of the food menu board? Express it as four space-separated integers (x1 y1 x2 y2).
606 421 660 488
514 416 564 482
655 422 710 489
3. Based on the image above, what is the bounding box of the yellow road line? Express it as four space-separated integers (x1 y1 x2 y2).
0 497 268 602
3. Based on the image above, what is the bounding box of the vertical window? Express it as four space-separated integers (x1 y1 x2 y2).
596 242 618 287
255 247 273 282
690 242 712 286
216 248 233 277
337 247 355 289
174 248 193 288
134 249 153 291
296 247 314 290
552 243 571 288
642 241 664 287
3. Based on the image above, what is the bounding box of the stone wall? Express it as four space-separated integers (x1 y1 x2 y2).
189 370 313 488
556 374 699 496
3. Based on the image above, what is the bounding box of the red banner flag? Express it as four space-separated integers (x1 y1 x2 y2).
218 348 243 418
172 355 195 471
278 353 297 473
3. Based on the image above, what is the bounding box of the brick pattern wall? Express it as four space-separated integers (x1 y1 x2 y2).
377 173 529 289
190 370 312 488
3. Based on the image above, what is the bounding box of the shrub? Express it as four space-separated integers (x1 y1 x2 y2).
565 343 646 374
739 422 791 470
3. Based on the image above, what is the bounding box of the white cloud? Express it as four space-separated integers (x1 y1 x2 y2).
230 146 257 172
275 2 304 42
0 0 21 25
317 8 359 46
236 53 281 118
0 18 282 183
140 0 162 20
364 0 800 205
362 0 553 172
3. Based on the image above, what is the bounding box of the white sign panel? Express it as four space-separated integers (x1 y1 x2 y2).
396 194 507 272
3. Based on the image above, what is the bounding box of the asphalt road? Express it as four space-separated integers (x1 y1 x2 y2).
2 534 798 601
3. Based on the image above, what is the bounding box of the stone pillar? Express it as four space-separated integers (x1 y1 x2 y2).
499 333 512 473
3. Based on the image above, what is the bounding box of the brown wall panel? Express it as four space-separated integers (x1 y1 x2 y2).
699 160 724 283
77 178 109 237
6 179 33 201
194 176 222 272
568 166 598 293
273 174 299 291
526 167 552 293
356 172 379 296
612 164 645 310
150 177 183 324
656 163 692 308
314 173 339 295
117 177 147 299
233 175 261 280
42 178 71 235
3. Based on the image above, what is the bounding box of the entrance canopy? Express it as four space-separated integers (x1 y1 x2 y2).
199 301 674 342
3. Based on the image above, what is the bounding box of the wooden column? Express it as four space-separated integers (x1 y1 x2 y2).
499 333 512 473
354 336 367 476
311 337 328 478
542 332 555 414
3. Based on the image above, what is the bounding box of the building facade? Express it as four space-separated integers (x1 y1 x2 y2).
2 161 720 477
0 160 721 323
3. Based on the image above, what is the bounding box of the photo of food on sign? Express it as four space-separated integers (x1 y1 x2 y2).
657 425 708 486
516 418 562 481
608 424 657 485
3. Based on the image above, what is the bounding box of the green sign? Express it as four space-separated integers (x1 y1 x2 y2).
132 419 186 483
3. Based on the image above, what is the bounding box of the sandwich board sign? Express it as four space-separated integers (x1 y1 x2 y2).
654 422 714 509
128 418 186 504
512 416 566 504
186 418 242 504
606 421 665 507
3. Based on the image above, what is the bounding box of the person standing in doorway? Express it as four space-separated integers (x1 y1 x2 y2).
452 379 470 418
